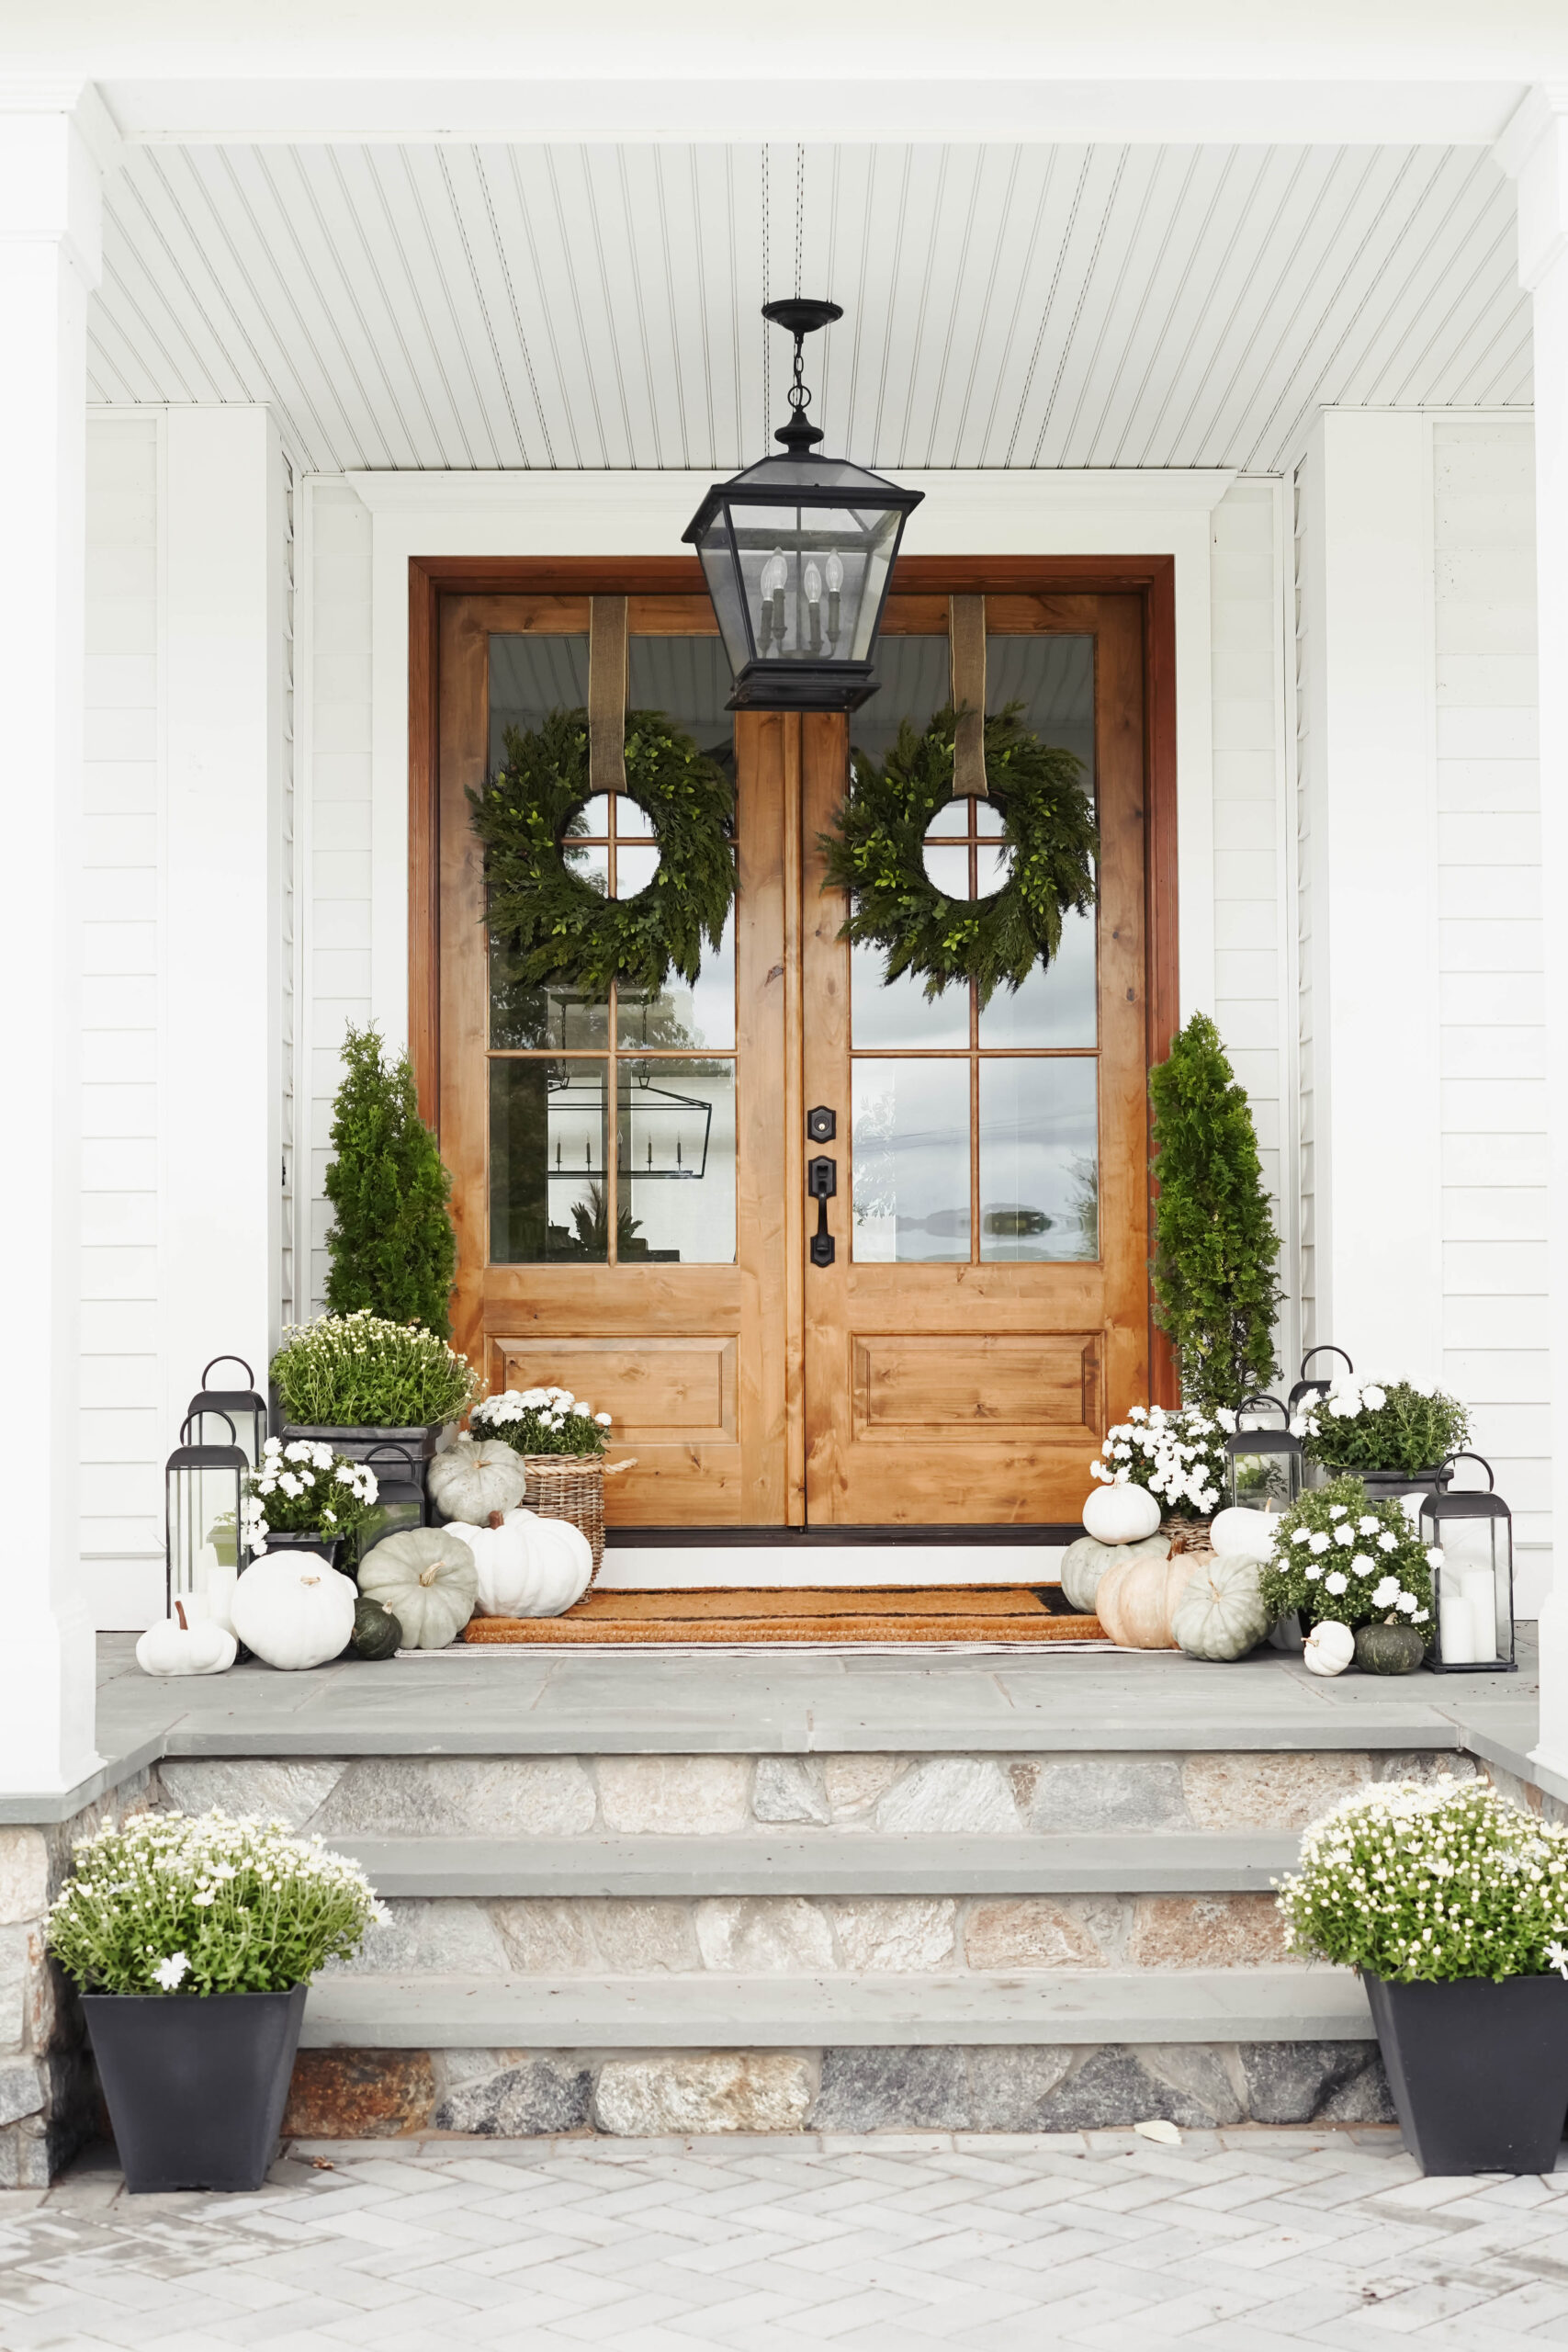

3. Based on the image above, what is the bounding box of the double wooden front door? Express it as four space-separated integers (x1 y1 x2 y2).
434 578 1156 1529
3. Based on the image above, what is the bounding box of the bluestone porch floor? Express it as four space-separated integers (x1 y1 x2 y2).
10 1627 1536 1826
7 2127 1568 2349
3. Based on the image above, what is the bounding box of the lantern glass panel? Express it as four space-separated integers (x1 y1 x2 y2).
1420 1492 1514 1671
694 516 755 673
723 503 901 667
166 1447 247 1618
1227 1439 1303 1513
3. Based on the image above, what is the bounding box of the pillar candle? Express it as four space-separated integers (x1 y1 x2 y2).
205 1565 239 1638
1459 1566 1498 1660
1439 1591 1479 1666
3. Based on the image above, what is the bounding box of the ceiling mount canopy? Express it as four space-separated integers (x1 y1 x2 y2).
683 299 924 714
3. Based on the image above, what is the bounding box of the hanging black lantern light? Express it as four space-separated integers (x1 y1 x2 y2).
683 299 924 712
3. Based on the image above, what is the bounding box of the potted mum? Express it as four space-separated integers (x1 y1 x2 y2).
46 1810 385 2192
1090 1403 1228 1540
242 1437 379 1571
271 1309 481 1496
1259 1476 1437 1670
469 1385 626 1577
1294 1376 1469 1503
1277 1778 1568 2174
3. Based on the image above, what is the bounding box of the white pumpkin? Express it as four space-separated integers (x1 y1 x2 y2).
136 1601 236 1678
1303 1618 1357 1677
232 1555 357 1670
1171 1556 1272 1662
1081 1482 1162 1545
426 1438 528 1525
357 1528 479 1648
1210 1506 1282 1565
1060 1532 1169 1613
448 1509 592 1618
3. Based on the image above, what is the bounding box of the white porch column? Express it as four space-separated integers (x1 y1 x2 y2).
1297 411 1442 1381
1498 89 1568 1775
0 94 112 1793
164 410 289 1436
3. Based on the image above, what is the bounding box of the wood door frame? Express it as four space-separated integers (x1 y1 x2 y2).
409 552 1182 1408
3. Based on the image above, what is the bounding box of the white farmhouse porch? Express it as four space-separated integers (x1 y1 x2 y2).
4 13 1568 2172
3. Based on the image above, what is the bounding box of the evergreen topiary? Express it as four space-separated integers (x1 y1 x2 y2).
323 1025 457 1338
1148 1012 1282 1415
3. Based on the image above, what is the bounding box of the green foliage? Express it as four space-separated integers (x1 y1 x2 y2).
45 1812 386 1996
470 709 736 998
271 1309 480 1430
820 705 1098 1006
471 1384 612 1458
324 1025 457 1337
1276 1778 1568 1984
1258 1475 1436 1639
1149 1012 1282 1414
1298 1378 1471 1476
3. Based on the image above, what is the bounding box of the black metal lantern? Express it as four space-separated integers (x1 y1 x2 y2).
164 1410 249 1621
683 299 924 712
1224 1394 1304 1513
1420 1453 1516 1674
1286 1346 1354 1419
356 1442 427 1550
185 1354 269 1467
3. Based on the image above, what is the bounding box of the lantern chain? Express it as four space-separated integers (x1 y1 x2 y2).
761 145 770 449
794 143 805 299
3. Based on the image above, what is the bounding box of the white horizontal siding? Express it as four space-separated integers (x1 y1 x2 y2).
1433 418 1548 1576
81 417 163 1594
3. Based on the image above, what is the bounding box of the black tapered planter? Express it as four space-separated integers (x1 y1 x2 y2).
1364 1970 1568 2174
83 1983 306 2192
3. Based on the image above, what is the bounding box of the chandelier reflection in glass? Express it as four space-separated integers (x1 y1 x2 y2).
547 1067 711 1183
684 299 924 713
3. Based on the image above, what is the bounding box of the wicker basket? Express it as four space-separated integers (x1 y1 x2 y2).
520 1454 637 1586
1161 1514 1216 1563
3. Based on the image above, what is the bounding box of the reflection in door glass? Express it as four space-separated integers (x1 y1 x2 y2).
490 947 609 1050
849 636 950 767
987 635 1095 782
490 1058 609 1263
852 1058 971 1262
978 1058 1099 1261
851 942 968 1049
617 1058 736 1264
617 912 736 1051
489 635 589 773
976 908 1098 1048
627 638 735 765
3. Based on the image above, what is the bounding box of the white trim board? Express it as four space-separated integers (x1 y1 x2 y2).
594 1544 1069 1591
342 465 1228 1050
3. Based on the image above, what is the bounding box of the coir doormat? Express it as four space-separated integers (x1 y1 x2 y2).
459 1584 1104 1646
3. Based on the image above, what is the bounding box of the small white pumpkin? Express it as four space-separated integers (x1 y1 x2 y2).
136 1600 236 1678
1210 1506 1282 1565
448 1509 593 1618
231 1555 357 1670
426 1438 528 1525
357 1528 479 1648
1303 1618 1357 1677
1081 1483 1162 1546
1060 1531 1169 1613
1171 1556 1272 1662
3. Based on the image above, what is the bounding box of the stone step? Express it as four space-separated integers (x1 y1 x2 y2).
302 1966 1371 2048
333 1830 1302 1898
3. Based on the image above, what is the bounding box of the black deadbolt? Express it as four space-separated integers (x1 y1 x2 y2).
807 1106 836 1143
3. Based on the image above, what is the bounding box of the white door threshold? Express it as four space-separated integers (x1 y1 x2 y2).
598 1542 1068 1590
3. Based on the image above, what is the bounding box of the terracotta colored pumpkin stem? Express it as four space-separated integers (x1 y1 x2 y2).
175 1601 188 1632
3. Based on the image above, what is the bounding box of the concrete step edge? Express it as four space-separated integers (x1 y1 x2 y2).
333 1830 1304 1898
302 1966 1369 2048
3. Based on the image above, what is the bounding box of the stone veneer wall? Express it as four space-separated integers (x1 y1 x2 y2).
0 1773 153 2188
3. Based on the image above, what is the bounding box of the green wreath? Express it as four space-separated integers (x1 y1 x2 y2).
821 704 1098 1006
469 709 735 999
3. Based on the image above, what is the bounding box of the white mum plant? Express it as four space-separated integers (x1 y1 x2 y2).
471 1385 615 1459
1089 1403 1233 1521
45 1811 388 1996
242 1437 378 1549
1276 1777 1568 1984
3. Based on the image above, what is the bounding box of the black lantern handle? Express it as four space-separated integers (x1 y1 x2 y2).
1438 1451 1495 1492
1299 1346 1353 1380
1236 1392 1291 1428
201 1355 256 1390
181 1408 236 1446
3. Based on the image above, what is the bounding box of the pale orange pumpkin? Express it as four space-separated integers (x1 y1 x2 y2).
1095 1548 1201 1648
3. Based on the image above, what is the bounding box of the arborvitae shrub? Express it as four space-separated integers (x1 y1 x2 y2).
323 1025 457 1338
1148 1012 1282 1415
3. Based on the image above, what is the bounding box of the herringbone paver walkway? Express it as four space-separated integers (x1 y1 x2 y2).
5 2128 1568 2349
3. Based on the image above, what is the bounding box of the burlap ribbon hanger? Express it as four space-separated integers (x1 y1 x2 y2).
588 595 629 797
949 594 987 798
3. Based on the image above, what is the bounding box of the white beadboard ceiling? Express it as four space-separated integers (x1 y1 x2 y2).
88 140 1530 478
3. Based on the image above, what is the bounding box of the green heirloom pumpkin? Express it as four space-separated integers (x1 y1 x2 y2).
358 1528 478 1649
1171 1556 1271 1662
1354 1621 1426 1676
351 1596 403 1661
1060 1531 1169 1613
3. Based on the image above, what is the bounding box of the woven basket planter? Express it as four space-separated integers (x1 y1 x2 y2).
520 1454 636 1585
1161 1515 1216 1563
